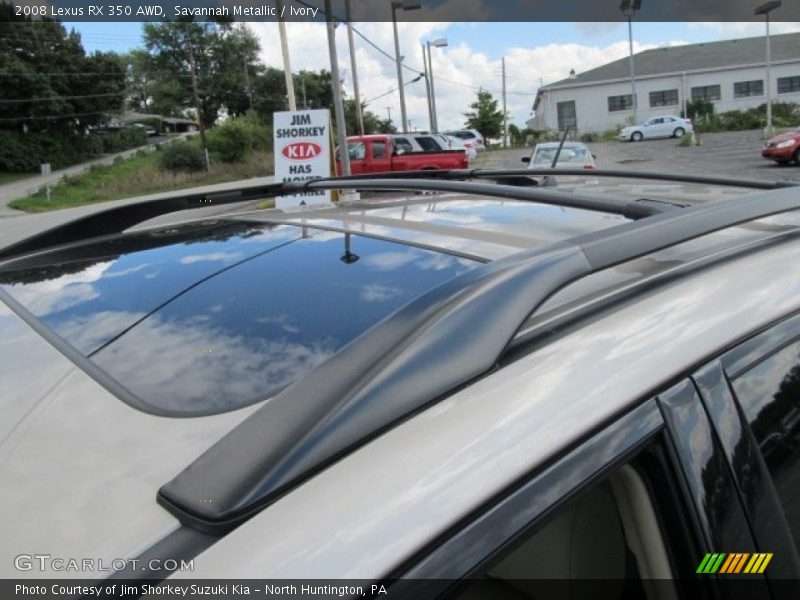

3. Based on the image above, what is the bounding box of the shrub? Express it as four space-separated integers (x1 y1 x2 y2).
207 113 272 163
100 127 147 154
0 130 97 172
579 132 599 143
679 133 693 147
158 141 206 172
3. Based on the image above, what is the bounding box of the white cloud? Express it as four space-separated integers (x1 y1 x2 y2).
248 21 688 132
688 22 800 39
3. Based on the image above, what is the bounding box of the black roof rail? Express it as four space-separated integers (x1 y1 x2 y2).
332 167 798 191
0 181 286 263
0 176 677 263
296 177 681 218
158 183 800 534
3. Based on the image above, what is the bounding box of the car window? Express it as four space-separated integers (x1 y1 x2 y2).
450 131 474 140
405 401 703 599
347 142 366 160
415 136 442 152
730 339 800 547
438 438 693 600
450 470 662 598
372 141 386 158
532 147 588 164
394 138 413 153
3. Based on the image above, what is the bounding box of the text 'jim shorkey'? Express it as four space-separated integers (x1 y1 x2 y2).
696 553 773 574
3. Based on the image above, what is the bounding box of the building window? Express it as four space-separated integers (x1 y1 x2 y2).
778 76 800 94
733 80 763 98
557 101 577 131
649 89 678 107
691 85 721 102
607 94 633 112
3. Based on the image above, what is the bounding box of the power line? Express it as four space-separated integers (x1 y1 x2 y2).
0 92 126 105
364 73 424 104
0 110 120 122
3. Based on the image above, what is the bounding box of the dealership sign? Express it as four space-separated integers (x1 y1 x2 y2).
273 109 331 208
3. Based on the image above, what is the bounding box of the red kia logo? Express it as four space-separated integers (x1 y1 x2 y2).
282 142 322 160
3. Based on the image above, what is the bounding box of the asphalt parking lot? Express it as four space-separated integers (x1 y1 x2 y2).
481 129 800 184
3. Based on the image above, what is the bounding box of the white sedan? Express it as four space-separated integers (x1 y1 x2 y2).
619 116 693 142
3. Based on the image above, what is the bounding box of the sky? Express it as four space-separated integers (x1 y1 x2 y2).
64 20 800 132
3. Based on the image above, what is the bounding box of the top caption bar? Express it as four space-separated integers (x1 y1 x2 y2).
4 0 800 22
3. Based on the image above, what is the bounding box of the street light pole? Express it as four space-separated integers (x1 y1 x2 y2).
426 37 447 133
391 1 420 133
756 1 782 136
345 0 364 135
620 0 641 123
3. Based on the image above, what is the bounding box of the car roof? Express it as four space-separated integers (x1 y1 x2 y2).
3 171 800 575
534 141 589 149
181 230 800 578
0 195 631 417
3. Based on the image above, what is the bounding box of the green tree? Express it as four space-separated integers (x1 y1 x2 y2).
0 4 125 132
344 99 396 134
141 21 259 126
463 88 504 139
252 68 336 124
122 49 158 112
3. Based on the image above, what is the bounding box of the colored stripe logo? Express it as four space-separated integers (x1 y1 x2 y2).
696 553 773 574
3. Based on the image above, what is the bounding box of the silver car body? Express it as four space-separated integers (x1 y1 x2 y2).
1 180 799 581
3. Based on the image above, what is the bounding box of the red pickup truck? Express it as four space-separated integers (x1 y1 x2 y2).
337 134 469 175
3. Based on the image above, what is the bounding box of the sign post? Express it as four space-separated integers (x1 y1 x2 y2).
273 109 332 209
40 163 51 202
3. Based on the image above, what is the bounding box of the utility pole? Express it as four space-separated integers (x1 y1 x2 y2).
244 57 254 110
277 0 296 111
391 1 421 133
391 5 407 132
187 40 209 171
325 0 349 176
502 57 507 148
426 38 447 132
345 0 364 135
386 106 392 125
421 44 433 131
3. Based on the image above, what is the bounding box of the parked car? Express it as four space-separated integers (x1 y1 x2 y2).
133 123 158 137
338 134 468 174
521 141 596 169
434 133 477 161
619 116 693 142
444 128 486 151
762 128 800 165
3 165 800 598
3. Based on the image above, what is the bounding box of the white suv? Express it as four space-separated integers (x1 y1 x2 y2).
444 128 486 151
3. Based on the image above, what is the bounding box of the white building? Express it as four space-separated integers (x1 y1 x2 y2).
531 32 800 134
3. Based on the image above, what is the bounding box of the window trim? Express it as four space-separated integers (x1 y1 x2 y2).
608 93 635 113
691 84 722 102
693 357 800 580
777 76 800 95
393 399 663 587
733 79 764 99
649 89 679 108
